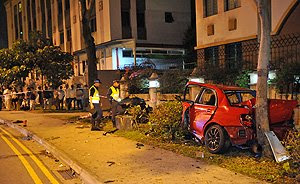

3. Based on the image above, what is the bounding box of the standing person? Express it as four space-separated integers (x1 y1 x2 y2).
29 88 36 110
17 90 23 111
53 89 59 110
65 84 72 110
37 86 43 107
11 88 19 110
57 86 65 110
107 80 122 128
43 86 52 110
89 79 103 131
70 85 76 110
76 84 83 110
26 87 32 108
3 87 12 111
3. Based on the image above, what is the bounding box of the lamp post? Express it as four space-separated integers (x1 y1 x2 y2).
120 76 129 99
149 73 160 108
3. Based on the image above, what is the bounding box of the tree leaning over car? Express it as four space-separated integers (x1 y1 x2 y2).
255 0 272 157
79 0 98 87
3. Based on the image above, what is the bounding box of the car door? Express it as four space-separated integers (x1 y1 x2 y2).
189 88 217 136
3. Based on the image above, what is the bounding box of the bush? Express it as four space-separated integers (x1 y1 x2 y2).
282 130 300 178
272 62 300 93
148 101 186 141
159 70 190 94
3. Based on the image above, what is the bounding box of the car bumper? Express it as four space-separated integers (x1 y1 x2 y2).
224 126 255 145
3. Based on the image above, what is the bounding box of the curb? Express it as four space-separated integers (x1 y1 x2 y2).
0 119 102 184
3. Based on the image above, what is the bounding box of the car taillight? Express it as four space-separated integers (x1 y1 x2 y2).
240 114 253 128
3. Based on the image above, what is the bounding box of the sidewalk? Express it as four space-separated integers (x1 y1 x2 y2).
0 111 264 184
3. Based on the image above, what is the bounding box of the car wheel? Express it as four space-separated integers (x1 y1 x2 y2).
204 124 230 154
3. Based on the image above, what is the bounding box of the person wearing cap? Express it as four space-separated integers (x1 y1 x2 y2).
89 79 103 131
107 80 122 128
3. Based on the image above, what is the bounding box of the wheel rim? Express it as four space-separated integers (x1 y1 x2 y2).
206 127 221 151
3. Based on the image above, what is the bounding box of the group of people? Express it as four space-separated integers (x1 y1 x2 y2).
0 79 123 131
89 79 122 131
0 84 90 111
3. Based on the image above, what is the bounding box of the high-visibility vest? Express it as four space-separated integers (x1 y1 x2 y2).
110 86 120 101
89 85 100 103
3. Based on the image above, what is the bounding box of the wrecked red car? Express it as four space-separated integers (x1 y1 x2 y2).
182 82 298 154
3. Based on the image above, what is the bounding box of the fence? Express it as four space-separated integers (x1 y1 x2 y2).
197 33 300 100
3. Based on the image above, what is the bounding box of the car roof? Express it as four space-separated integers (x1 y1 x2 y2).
186 82 253 91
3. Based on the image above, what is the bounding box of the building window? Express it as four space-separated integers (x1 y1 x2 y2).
89 0 96 33
224 0 241 11
46 0 52 38
225 42 242 69
123 50 133 58
18 2 23 39
203 0 218 17
121 0 132 39
65 0 70 11
137 0 146 40
14 3 23 40
165 12 174 23
58 0 63 31
204 46 219 66
60 31 64 45
32 0 36 30
27 0 31 36
14 5 18 40
40 0 46 35
67 29 71 41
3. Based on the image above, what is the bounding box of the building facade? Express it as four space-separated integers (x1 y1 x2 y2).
4 0 192 76
195 0 300 72
0 0 8 49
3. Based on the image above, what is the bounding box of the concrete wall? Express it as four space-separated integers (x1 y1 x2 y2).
195 0 298 49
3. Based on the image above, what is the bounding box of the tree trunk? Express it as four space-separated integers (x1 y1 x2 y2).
80 0 97 87
255 0 272 157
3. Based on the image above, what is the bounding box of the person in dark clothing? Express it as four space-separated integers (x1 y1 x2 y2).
89 79 103 131
37 86 43 107
26 87 32 108
107 80 123 128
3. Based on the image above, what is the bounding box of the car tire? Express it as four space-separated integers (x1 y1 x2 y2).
204 124 230 154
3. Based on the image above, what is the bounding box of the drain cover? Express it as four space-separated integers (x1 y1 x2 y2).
57 169 76 180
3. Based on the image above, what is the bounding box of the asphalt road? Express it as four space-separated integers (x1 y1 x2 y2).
0 126 64 184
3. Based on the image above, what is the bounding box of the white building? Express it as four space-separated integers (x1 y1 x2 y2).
4 0 192 76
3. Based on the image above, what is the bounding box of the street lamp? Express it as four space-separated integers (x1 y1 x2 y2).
149 73 160 88
149 73 159 108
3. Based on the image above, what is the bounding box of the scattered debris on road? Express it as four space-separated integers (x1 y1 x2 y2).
103 129 119 136
107 161 116 166
136 143 144 149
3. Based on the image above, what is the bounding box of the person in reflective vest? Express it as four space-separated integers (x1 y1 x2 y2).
107 80 122 128
89 79 103 131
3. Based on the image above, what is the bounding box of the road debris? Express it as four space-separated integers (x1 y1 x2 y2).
136 143 144 149
103 128 119 136
107 161 116 166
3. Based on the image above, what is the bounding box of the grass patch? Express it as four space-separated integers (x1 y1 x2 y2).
106 125 298 184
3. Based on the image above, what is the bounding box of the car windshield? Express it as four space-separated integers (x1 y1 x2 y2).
224 90 255 105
